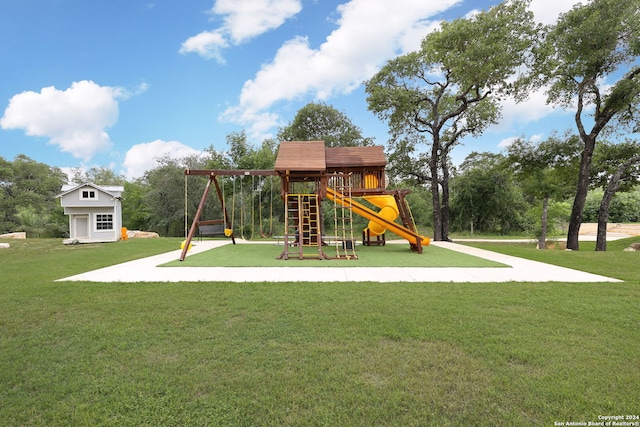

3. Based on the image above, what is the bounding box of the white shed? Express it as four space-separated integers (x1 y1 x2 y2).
58 183 124 244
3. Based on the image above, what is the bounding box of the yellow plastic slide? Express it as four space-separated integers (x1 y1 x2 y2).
363 195 399 237
326 188 430 247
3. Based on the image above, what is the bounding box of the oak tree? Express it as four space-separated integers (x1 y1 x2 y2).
366 0 537 241
278 102 373 147
506 135 581 248
591 140 640 250
527 0 640 249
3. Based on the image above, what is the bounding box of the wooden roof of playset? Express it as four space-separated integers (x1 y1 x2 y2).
274 140 386 172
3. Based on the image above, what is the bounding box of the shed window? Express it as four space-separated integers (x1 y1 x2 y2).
81 190 97 200
96 214 113 230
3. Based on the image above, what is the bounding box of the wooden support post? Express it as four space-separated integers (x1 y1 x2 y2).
180 176 214 261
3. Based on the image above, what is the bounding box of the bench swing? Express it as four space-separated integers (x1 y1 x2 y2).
183 173 236 244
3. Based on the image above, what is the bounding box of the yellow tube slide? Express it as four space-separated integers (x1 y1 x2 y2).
363 195 398 236
326 188 430 247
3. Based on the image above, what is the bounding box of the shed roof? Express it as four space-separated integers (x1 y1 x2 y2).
58 183 124 198
325 146 386 168
274 141 326 171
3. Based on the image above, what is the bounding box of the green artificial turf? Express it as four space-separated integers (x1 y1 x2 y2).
162 241 508 268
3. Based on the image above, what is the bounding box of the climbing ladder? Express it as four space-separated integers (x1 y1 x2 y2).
277 193 328 260
331 174 358 260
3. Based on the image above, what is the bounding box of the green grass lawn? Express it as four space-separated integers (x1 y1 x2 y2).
164 241 507 268
1 237 639 426
466 237 640 282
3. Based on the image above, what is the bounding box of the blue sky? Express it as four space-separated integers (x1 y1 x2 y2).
0 0 584 180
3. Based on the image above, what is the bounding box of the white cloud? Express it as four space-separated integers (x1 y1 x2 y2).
530 133 544 143
218 0 586 141
59 167 77 184
221 0 460 139
398 19 443 54
115 81 150 100
498 136 518 148
122 139 203 179
498 88 560 131
498 133 545 149
487 0 590 134
529 0 588 25
214 0 302 43
0 80 137 161
179 29 228 62
463 9 481 19
179 0 302 61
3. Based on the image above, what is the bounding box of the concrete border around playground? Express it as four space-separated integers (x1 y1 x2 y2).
57 239 623 283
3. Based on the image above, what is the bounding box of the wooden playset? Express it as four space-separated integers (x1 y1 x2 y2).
179 141 430 261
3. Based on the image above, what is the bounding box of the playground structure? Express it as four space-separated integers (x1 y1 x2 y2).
179 141 430 261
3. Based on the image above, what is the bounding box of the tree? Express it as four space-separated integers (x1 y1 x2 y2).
68 166 126 185
583 188 640 223
591 140 640 250
278 102 373 147
506 135 581 248
450 152 527 235
226 131 277 169
366 0 537 241
204 145 233 170
527 0 640 250
121 180 150 232
0 156 15 233
15 205 49 238
0 155 67 236
142 155 210 237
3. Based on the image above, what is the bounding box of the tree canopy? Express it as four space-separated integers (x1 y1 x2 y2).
526 0 640 249
278 102 373 147
590 140 640 250
450 152 527 235
0 155 67 237
366 0 538 241
506 135 581 247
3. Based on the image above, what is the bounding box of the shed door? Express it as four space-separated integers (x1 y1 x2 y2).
74 215 89 239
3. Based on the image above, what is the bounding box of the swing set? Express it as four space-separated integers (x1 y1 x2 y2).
181 169 278 260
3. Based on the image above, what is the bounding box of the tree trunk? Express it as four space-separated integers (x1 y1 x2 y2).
595 154 640 251
440 155 451 241
596 179 619 252
430 143 443 241
431 175 443 241
538 196 549 249
596 210 609 252
566 136 596 250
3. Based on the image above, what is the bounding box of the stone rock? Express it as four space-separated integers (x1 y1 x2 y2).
130 231 160 238
0 232 26 239
0 243 10 249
